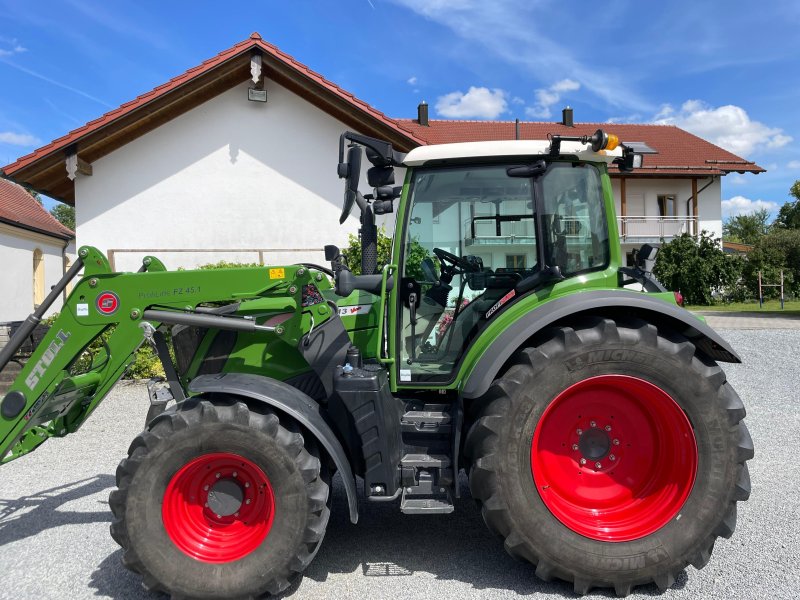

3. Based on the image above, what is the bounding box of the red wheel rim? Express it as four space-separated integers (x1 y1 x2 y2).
162 452 275 563
531 375 697 542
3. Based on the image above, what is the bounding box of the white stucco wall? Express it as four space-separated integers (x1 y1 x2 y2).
75 80 398 272
0 225 74 322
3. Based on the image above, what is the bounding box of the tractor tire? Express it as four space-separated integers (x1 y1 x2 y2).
109 397 330 599
464 316 753 596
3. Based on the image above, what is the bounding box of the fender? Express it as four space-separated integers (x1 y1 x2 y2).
462 289 741 399
188 372 359 524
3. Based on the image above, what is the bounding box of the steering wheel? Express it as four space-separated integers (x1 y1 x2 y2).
433 248 481 277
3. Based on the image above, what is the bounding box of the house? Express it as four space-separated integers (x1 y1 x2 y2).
0 178 75 322
0 33 763 274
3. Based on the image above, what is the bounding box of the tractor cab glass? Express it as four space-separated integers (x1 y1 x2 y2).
399 161 609 383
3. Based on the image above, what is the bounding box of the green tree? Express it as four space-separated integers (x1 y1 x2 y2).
773 181 800 229
50 203 75 231
653 231 743 305
722 208 770 245
342 226 431 279
741 228 800 299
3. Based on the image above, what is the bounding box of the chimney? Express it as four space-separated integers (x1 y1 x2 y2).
417 101 429 126
562 106 574 127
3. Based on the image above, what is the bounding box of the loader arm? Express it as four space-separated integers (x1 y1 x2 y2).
0 246 331 464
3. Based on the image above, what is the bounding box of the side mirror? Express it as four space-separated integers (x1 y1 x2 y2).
338 145 363 224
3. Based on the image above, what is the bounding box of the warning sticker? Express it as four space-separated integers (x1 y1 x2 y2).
400 369 412 382
76 303 89 317
269 268 285 279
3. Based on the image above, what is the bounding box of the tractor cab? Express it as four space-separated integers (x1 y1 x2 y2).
331 130 652 386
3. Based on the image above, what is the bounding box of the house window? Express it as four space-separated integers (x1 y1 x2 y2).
657 194 677 217
33 248 45 307
506 254 526 269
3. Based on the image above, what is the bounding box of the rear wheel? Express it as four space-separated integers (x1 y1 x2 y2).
465 317 753 596
110 397 330 599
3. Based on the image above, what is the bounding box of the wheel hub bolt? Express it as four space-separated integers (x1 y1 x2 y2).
605 425 612 431
203 485 209 491
609 454 616 461
579 458 587 465
576 428 583 435
613 439 620 445
245 482 250 488
572 444 579 451
215 472 221 479
595 462 602 469
245 499 251 505
590 421 596 428
232 471 238 478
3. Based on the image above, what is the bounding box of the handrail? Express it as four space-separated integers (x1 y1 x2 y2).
376 263 396 365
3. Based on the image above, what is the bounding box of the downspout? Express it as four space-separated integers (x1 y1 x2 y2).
685 176 715 232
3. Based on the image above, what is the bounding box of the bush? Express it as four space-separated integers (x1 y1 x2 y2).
341 225 431 279
653 231 743 306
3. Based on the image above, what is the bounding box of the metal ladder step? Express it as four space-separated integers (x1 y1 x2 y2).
401 403 452 433
400 494 454 515
400 453 450 469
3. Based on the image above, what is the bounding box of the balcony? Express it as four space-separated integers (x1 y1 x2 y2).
618 216 697 241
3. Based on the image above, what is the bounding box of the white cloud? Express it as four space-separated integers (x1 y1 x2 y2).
435 86 508 119
524 79 580 119
511 96 525 105
407 76 418 85
788 160 800 169
654 100 791 156
0 37 26 57
0 131 41 146
722 195 779 218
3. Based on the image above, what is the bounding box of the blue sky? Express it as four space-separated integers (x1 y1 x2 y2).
1 0 798 218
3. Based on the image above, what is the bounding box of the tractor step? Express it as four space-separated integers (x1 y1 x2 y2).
401 403 451 434
400 453 450 469
400 494 454 515
400 467 454 515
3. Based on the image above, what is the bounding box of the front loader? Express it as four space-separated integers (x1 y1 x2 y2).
0 129 752 598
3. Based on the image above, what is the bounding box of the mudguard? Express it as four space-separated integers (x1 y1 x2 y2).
461 289 741 399
188 372 359 524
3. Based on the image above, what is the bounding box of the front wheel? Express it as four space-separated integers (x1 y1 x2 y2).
465 317 753 596
110 398 330 599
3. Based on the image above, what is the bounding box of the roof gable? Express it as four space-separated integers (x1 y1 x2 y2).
0 178 74 240
1 32 424 204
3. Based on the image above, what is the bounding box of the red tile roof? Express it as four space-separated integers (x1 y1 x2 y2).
397 120 765 176
0 178 74 239
1 32 425 179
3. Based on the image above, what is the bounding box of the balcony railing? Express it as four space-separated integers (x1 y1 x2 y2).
618 216 697 240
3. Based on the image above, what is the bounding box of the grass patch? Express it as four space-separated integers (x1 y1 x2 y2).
688 299 800 314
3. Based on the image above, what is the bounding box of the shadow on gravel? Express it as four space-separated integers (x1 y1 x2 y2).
0 475 114 547
91 550 168 600
279 475 688 599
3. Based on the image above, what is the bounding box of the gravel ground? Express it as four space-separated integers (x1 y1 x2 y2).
0 329 797 600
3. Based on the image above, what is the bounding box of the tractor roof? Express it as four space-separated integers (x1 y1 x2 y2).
403 139 623 167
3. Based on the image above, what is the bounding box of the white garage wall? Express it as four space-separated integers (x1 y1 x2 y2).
0 225 73 322
75 80 399 273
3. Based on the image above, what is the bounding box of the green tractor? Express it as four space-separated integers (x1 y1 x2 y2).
0 129 752 598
